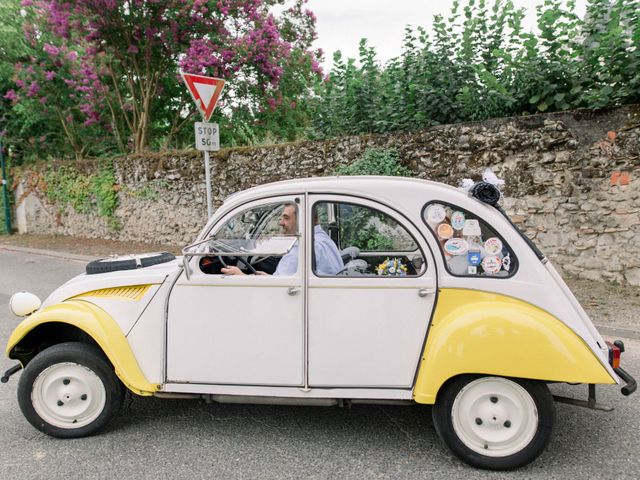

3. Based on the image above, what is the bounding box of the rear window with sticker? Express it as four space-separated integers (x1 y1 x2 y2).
422 203 518 278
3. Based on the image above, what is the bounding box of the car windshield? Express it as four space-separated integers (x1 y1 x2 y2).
185 202 299 257
184 235 298 257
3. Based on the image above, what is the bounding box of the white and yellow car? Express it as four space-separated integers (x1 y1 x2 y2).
4 176 636 470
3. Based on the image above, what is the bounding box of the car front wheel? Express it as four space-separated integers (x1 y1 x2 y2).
432 375 555 470
17 342 124 438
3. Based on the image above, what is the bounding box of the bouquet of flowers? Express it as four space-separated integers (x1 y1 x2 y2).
376 258 408 276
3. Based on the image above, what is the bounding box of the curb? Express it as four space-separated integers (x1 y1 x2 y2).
594 325 640 341
0 245 98 263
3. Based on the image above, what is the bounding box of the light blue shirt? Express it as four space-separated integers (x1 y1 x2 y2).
273 226 344 276
273 241 299 276
313 225 344 275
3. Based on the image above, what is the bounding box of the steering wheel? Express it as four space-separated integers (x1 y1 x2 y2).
218 255 258 275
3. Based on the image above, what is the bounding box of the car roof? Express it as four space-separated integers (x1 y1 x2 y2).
224 176 465 208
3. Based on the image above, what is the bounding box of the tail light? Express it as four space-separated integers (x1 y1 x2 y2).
605 340 622 369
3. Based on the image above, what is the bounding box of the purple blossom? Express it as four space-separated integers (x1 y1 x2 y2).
127 45 139 54
311 60 322 75
3 90 18 101
66 51 78 61
27 81 40 97
43 44 60 56
44 71 56 81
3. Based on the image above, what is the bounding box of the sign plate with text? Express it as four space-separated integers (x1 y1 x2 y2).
195 122 220 151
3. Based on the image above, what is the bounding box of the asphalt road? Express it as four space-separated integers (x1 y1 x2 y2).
0 248 638 479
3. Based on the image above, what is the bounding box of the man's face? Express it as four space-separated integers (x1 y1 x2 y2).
279 205 297 235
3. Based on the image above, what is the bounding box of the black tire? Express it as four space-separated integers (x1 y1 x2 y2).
86 252 175 274
17 342 124 438
432 375 555 470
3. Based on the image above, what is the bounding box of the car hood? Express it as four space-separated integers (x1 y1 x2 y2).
40 258 182 309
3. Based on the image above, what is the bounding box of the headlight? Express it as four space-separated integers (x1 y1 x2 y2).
9 292 42 317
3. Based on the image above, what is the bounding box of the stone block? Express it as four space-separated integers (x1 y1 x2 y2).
624 268 640 286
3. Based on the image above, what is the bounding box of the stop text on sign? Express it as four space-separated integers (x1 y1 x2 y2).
195 122 220 151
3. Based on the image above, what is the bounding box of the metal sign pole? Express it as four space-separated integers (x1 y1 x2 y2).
0 140 12 234
195 118 219 220
204 148 213 219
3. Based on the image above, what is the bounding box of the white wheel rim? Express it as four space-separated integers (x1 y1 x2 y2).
451 377 538 457
31 362 107 429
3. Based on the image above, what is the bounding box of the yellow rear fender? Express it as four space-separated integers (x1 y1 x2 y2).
413 289 615 404
6 300 158 396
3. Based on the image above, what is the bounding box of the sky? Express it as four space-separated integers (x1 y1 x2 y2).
305 0 588 69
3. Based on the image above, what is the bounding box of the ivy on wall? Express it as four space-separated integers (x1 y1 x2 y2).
42 162 119 226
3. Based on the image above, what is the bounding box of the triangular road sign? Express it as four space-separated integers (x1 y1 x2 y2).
181 72 226 122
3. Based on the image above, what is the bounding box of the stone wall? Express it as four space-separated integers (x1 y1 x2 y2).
13 105 640 284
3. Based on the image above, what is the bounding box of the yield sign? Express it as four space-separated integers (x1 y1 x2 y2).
180 72 225 122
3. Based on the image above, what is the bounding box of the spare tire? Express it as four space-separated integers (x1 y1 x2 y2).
86 252 176 275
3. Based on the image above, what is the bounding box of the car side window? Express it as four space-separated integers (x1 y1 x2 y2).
198 201 299 275
312 201 426 277
423 202 518 277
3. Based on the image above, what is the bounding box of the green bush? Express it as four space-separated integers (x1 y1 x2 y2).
334 148 412 177
333 148 411 251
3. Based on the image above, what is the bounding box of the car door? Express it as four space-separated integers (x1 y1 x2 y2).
166 195 305 386
307 195 437 388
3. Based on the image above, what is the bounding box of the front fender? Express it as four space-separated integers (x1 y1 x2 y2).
413 289 615 404
6 300 159 396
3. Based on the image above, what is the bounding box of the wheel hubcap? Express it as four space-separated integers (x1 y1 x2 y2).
32 363 106 429
451 377 538 457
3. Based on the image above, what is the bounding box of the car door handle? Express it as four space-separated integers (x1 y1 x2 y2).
288 287 301 296
418 288 435 297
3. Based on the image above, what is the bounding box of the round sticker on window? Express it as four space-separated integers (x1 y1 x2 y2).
451 211 466 230
444 238 469 256
482 255 502 274
437 223 453 239
426 204 446 224
484 237 503 256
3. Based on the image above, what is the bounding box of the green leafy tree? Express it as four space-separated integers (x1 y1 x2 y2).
309 0 640 139
4 0 323 159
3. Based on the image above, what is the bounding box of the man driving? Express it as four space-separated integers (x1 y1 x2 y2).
221 203 343 276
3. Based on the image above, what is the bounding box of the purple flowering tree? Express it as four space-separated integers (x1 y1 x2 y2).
11 0 322 155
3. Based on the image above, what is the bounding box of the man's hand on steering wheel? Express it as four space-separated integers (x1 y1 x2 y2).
221 264 268 276
221 265 245 275
218 255 259 275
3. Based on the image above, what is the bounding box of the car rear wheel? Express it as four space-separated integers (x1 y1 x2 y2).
17 342 124 438
432 375 554 470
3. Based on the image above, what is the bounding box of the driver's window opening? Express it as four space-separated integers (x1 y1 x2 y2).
313 202 426 277
199 201 300 275
423 202 518 278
